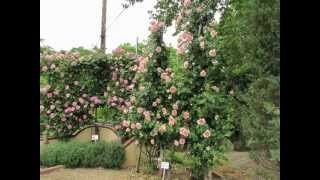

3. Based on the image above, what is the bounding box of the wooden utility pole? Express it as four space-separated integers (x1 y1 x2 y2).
100 0 107 53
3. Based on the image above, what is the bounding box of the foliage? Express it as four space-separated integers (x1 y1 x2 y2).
216 0 280 163
40 140 125 168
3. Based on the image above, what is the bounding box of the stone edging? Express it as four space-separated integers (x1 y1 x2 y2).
40 165 64 175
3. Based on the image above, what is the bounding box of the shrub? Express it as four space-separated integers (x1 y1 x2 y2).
41 140 125 169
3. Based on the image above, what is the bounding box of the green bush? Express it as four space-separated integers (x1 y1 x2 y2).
41 140 125 169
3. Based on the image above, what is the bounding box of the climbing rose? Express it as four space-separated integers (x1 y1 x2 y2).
130 123 136 129
67 125 73 129
203 130 211 138
158 21 165 28
173 103 179 110
40 105 44 112
42 66 48 72
150 139 155 145
122 120 130 128
197 118 206 125
47 93 53 98
209 49 217 57
144 111 151 122
171 109 178 117
168 116 176 126
169 86 177 94
196 4 204 13
137 107 144 113
200 41 205 49
183 61 189 69
156 98 161 104
176 15 182 25
210 30 218 38
139 86 145 92
179 127 190 137
200 70 207 77
183 0 192 7
135 123 142 130
159 124 167 134
183 111 190 120
162 107 168 115
179 138 186 145
174 140 179 146
155 46 162 53
152 102 157 107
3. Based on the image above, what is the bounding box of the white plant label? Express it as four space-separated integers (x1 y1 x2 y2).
91 134 99 141
160 162 169 170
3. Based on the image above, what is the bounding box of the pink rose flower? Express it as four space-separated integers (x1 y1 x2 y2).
156 113 161 119
152 102 157 107
112 72 118 81
156 98 161 104
50 105 55 110
176 15 183 25
169 86 177 94
155 46 162 53
183 111 190 120
200 70 207 77
40 105 44 112
179 127 190 137
197 118 206 125
197 4 204 12
171 109 178 117
67 125 72 129
47 93 53 98
210 30 217 38
139 86 145 92
162 108 168 115
144 111 151 122
150 139 155 145
209 49 217 57
183 61 189 69
130 96 136 103
168 116 176 126
183 0 192 7
200 41 205 49
203 130 211 138
158 21 165 28
159 124 167 134
174 140 179 146
122 120 130 128
179 138 186 145
137 107 144 114
41 66 48 72
61 117 66 122
130 123 136 129
135 123 142 130
173 103 179 110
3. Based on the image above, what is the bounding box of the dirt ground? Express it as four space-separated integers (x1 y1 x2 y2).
40 152 279 180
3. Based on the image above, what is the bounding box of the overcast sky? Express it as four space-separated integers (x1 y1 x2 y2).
40 0 177 53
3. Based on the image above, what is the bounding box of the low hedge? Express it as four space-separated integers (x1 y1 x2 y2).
40 140 125 168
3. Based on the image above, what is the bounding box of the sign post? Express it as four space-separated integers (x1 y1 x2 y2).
160 162 169 180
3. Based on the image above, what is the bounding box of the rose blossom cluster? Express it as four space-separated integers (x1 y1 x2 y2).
177 31 193 54
136 56 147 73
112 47 125 57
149 20 165 33
160 68 173 82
